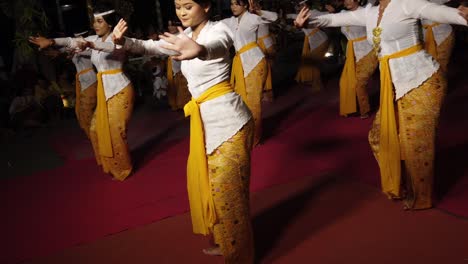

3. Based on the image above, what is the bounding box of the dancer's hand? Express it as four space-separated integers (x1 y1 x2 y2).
459 5 468 22
159 27 204 61
294 6 311 28
248 0 261 14
112 19 128 45
28 35 54 50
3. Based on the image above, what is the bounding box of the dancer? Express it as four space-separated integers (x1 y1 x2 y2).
68 29 98 137
30 3 136 181
337 0 378 118
110 0 255 262
295 0 467 209
289 3 329 91
222 0 278 146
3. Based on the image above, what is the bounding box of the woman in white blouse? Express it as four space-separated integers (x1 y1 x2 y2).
63 30 98 139
30 3 135 181
295 0 467 210
221 0 278 146
289 5 329 91
335 0 378 118
421 0 455 74
111 0 255 262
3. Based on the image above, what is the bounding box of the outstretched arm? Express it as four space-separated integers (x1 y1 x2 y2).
112 19 179 56
294 6 367 28
404 0 467 25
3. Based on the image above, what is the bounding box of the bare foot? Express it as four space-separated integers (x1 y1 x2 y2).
202 247 223 256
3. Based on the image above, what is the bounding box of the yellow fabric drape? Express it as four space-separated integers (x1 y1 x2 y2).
96 68 122 157
339 36 367 116
378 44 423 198
183 80 233 235
230 42 260 100
75 67 94 119
423 23 440 59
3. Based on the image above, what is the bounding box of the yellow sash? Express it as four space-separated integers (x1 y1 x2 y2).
339 36 367 116
423 23 440 59
75 67 94 119
378 44 422 197
230 41 259 100
96 68 122 157
183 81 233 235
258 35 273 92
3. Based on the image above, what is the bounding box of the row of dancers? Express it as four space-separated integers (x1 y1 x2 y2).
28 0 467 263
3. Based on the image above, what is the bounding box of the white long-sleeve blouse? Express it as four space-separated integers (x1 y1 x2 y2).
221 10 278 77
121 21 252 154
315 0 466 99
54 35 131 100
340 8 373 63
71 49 97 91
257 24 274 50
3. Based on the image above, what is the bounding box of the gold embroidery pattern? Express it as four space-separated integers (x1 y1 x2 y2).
208 120 254 264
372 27 382 56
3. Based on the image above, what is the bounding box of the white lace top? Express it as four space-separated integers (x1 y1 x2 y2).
221 10 278 77
287 11 329 51
257 24 274 50
54 35 131 100
340 8 373 63
315 0 466 100
71 49 97 91
121 21 252 154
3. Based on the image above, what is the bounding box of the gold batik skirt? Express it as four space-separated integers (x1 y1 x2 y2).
295 40 329 92
208 119 254 264
90 85 135 181
167 76 178 110
354 52 378 115
263 47 275 102
175 72 191 110
244 58 268 146
435 32 455 75
368 70 446 209
76 82 97 138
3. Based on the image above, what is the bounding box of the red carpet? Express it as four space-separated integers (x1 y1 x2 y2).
3 52 468 264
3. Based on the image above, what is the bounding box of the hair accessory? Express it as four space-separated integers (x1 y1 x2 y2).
93 9 115 17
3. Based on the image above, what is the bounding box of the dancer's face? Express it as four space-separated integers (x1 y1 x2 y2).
93 16 112 37
230 0 248 17
344 0 359 10
174 0 210 28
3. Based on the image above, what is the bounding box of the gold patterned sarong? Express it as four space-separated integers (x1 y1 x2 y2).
369 70 446 209
209 119 254 264
175 72 190 110
354 51 378 116
244 58 267 146
89 84 135 181
434 32 455 75
75 79 97 138
258 34 275 94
